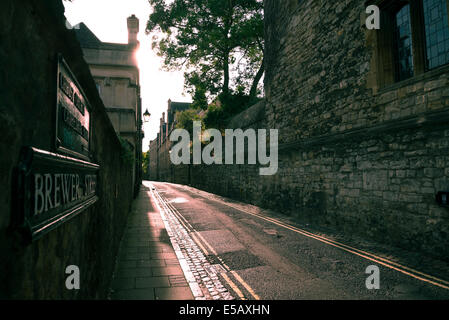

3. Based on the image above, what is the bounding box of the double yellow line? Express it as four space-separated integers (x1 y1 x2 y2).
190 229 261 300
154 188 260 300
184 187 449 291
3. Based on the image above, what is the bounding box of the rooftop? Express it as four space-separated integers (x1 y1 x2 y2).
74 22 135 51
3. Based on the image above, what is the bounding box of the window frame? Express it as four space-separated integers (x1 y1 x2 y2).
422 0 449 70
392 3 415 82
367 0 449 89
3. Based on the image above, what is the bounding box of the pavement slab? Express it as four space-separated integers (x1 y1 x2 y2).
109 185 194 300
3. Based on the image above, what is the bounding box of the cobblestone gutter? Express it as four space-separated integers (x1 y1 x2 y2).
150 185 235 300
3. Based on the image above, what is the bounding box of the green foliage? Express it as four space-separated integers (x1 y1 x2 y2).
175 109 204 135
203 102 225 130
172 109 205 152
142 151 149 177
204 92 261 129
146 0 264 102
187 73 209 111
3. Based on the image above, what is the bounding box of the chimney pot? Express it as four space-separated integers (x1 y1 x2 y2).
127 14 139 46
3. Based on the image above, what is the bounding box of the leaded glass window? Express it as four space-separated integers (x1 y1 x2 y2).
394 4 414 81
423 0 449 69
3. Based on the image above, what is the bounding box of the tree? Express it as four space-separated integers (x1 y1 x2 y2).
146 0 264 102
187 73 209 110
142 151 150 178
175 109 204 136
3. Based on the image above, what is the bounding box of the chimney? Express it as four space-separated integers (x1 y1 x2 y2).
159 116 163 146
127 14 139 46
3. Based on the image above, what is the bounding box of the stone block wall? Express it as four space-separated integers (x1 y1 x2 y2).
149 139 159 181
158 137 171 181
0 0 134 299
260 0 449 259
163 0 449 261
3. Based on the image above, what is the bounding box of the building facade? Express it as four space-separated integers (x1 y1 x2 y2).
75 15 143 197
148 99 192 182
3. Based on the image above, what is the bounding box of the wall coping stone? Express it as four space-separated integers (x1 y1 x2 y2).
226 100 266 129
279 108 449 153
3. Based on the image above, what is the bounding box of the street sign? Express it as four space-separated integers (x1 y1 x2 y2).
56 55 91 160
12 146 99 242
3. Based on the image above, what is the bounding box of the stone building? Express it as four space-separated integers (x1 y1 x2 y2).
148 99 191 182
155 0 449 262
75 15 143 197
261 0 449 259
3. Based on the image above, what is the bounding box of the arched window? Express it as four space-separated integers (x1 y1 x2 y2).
423 0 449 69
394 4 414 81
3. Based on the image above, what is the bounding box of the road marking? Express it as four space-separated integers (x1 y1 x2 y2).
191 232 210 256
194 231 218 255
231 271 261 300
221 272 246 300
156 187 261 300
179 184 449 291
174 213 261 301
155 191 192 232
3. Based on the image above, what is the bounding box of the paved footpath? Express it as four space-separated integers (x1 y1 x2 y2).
108 184 194 300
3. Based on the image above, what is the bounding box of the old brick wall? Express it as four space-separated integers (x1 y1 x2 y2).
0 0 134 299
165 0 449 262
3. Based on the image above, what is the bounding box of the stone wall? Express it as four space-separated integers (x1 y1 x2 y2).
159 0 449 262
158 136 171 181
261 0 449 259
149 139 159 181
0 0 134 299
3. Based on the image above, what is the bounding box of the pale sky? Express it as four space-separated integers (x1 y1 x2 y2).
63 0 192 152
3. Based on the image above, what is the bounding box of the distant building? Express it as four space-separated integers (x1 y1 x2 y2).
149 99 192 182
167 99 192 133
75 15 143 197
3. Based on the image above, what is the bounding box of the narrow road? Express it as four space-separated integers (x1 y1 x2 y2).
145 181 449 300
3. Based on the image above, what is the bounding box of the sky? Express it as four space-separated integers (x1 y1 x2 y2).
63 0 192 152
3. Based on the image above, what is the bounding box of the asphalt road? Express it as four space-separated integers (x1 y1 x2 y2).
147 181 449 300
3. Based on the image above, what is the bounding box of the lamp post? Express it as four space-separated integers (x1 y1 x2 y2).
142 108 151 181
143 109 151 123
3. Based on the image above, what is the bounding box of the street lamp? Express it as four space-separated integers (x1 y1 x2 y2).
143 109 151 123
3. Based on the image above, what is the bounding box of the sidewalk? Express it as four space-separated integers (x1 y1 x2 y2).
109 185 194 300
